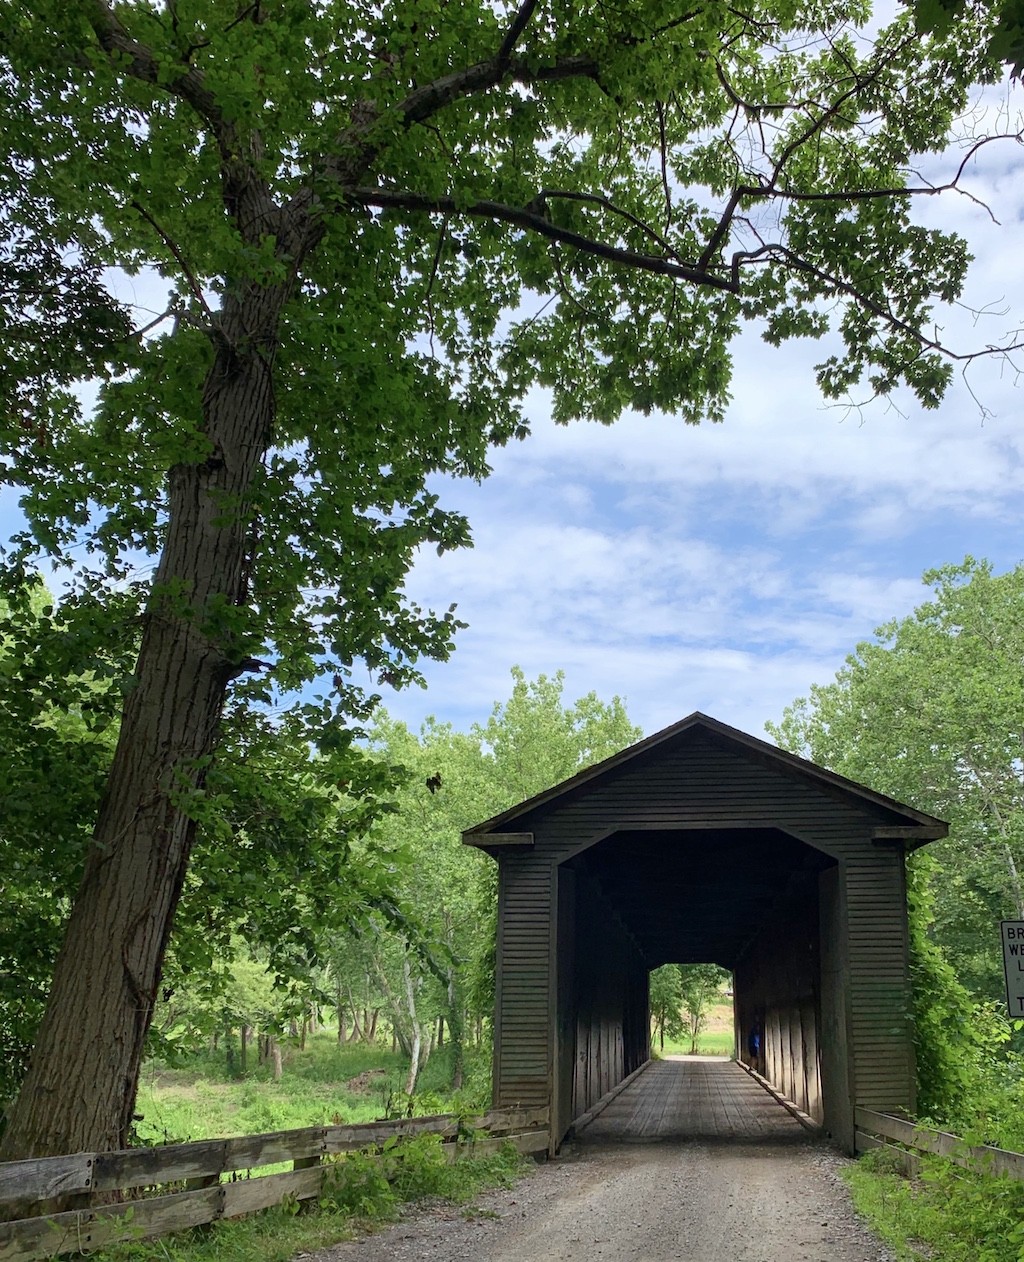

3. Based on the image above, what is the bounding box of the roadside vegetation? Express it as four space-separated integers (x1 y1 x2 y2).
102 1030 524 1261
773 559 1024 1261
92 1129 527 1262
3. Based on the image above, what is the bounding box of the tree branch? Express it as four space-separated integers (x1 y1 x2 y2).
732 243 1024 363
534 189 679 259
129 200 212 315
349 187 737 289
82 0 226 141
497 0 541 65
396 54 599 129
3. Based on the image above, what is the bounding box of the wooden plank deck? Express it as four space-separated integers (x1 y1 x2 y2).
575 1057 808 1144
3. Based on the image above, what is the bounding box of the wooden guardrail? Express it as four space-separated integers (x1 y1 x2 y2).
855 1106 1024 1182
0 1105 549 1262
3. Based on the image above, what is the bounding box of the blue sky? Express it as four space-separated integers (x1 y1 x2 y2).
3 80 1023 748
372 91 1024 740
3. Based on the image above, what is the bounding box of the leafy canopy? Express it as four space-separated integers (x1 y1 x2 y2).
0 0 1010 729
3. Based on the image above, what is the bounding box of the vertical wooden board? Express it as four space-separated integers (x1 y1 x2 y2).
819 864 855 1151
495 853 551 1109
554 866 577 1146
845 851 913 1114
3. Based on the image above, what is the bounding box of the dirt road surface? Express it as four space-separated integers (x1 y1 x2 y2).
303 1059 895 1262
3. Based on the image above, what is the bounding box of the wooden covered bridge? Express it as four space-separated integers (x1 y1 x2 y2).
464 713 946 1154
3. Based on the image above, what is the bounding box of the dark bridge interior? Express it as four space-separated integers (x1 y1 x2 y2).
565 826 835 970
557 824 842 1140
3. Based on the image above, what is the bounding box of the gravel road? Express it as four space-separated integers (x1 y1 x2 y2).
301 1136 895 1262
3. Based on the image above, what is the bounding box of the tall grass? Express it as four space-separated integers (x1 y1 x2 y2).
93 1032 526 1262
136 1034 409 1144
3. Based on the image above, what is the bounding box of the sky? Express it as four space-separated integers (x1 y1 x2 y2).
3 57 1024 751
371 84 1024 742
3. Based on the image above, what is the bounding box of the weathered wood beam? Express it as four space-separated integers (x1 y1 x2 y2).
462 830 534 848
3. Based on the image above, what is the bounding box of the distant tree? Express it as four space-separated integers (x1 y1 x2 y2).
678 964 730 1054
364 667 642 1089
649 965 686 1052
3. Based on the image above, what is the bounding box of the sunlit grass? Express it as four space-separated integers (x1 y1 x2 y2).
134 1033 409 1144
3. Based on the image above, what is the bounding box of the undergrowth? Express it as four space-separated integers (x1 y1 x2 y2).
92 1137 528 1262
846 1147 1024 1262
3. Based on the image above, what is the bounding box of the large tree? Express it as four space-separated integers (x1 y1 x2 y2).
0 0 1014 1158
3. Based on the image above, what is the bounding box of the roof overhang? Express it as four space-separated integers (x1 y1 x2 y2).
462 711 948 850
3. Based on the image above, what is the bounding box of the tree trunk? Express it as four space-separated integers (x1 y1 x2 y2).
0 269 293 1160
403 957 422 1097
344 985 363 1043
336 989 346 1045
271 1039 283 1081
446 969 465 1091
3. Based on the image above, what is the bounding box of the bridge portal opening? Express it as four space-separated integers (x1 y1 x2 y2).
556 827 837 1138
648 962 734 1056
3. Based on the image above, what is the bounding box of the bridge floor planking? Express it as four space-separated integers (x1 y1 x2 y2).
575 1056 808 1144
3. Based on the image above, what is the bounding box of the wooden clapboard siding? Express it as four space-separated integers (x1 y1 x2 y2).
493 853 550 1108
473 715 944 1152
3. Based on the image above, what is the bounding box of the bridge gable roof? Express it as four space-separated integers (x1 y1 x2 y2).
463 711 946 851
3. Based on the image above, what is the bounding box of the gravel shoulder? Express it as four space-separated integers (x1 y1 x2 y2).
301 1136 896 1262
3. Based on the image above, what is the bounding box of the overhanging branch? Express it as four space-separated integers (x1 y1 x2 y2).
82 0 226 140
349 187 736 289
732 243 1024 363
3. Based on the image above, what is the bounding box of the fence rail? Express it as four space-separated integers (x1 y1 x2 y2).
855 1107 1024 1183
0 1106 549 1262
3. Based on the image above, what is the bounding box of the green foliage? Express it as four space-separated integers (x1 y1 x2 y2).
649 965 686 1051
912 0 1024 75
359 666 642 1094
769 557 1024 1124
0 582 130 1099
320 1148 399 1220
847 1150 1024 1262
0 1 1008 714
678 965 731 1054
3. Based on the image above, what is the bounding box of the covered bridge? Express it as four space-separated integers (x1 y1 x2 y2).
463 713 946 1154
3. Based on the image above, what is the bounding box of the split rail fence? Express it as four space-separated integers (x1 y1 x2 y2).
856 1106 1024 1182
0 1105 549 1262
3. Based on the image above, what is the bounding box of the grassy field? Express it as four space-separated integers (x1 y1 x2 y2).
657 1000 736 1057
134 1034 488 1145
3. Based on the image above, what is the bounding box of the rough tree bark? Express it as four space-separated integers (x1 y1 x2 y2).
0 269 294 1158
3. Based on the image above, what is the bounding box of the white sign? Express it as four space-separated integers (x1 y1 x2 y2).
1001 921 1024 1017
